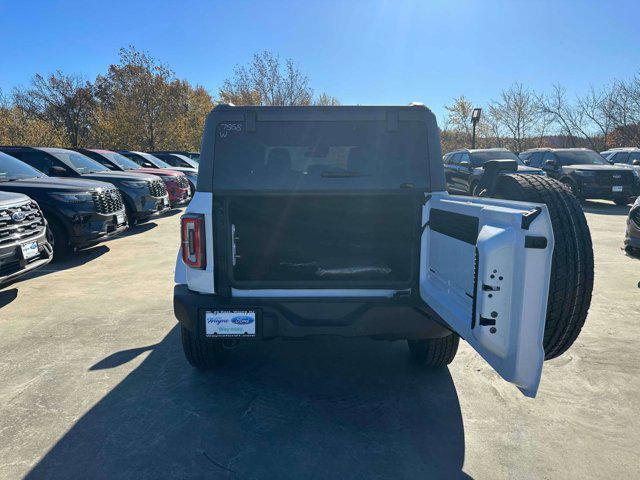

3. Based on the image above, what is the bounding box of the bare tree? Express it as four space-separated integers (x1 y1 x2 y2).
219 51 313 106
488 82 540 152
315 93 341 106
13 71 95 147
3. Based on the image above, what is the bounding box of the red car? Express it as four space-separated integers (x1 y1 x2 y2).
77 149 192 206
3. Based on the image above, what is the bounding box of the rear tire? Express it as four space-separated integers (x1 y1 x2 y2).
469 181 480 197
181 326 229 370
493 174 594 360
407 334 459 366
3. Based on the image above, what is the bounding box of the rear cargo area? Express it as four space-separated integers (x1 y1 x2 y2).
227 195 421 287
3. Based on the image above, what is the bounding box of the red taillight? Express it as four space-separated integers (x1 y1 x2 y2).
181 215 206 269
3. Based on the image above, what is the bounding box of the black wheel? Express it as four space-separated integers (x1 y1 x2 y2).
46 218 71 260
407 334 459 366
562 179 582 201
180 326 229 369
614 196 629 206
469 181 480 197
493 174 594 360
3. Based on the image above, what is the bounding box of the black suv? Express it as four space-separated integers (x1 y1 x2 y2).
0 151 127 256
0 191 52 285
0 147 170 224
519 148 635 205
444 148 545 195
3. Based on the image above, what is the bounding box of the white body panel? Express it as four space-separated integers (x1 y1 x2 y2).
420 192 554 397
174 192 215 293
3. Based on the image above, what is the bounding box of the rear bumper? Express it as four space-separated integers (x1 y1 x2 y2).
173 284 451 340
0 233 53 286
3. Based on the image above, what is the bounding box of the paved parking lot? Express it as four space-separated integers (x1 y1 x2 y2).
0 203 638 479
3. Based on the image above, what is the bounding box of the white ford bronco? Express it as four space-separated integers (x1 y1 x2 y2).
174 104 593 397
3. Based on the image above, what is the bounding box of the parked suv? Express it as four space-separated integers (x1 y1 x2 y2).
150 152 199 169
152 150 200 162
520 148 635 205
0 147 170 224
625 196 640 257
118 150 198 192
600 148 640 195
444 148 545 195
173 104 594 398
77 149 192 207
0 191 52 285
0 151 127 256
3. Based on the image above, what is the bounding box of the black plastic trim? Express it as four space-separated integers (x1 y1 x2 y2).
429 208 479 245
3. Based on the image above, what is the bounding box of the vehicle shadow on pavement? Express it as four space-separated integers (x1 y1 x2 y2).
0 288 18 308
27 327 469 479
7 245 110 285
581 201 631 215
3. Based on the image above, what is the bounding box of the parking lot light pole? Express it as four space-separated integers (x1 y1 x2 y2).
471 108 482 149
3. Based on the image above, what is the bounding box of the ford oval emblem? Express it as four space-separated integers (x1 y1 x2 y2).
231 315 254 325
11 211 26 222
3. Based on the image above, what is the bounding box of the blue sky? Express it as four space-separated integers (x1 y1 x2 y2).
1 0 639 121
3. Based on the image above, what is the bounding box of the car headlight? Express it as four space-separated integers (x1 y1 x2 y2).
49 192 93 204
121 180 148 189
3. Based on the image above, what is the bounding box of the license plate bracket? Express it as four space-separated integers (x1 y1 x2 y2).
205 310 257 338
20 241 39 260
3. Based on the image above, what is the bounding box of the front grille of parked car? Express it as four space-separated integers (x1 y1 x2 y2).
91 188 124 214
149 179 167 198
176 176 189 189
595 171 634 186
630 208 640 229
0 201 46 247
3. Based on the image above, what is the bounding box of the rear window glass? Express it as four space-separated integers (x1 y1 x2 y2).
212 121 428 190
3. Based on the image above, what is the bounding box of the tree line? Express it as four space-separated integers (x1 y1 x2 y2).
3 45 638 155
0 48 339 151
441 76 640 154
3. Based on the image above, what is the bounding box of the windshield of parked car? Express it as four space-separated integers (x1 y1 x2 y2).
554 150 609 165
0 152 46 181
47 150 111 174
138 153 172 169
99 152 141 171
470 150 524 166
213 120 428 190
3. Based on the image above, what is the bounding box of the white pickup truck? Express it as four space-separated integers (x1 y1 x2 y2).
174 104 593 397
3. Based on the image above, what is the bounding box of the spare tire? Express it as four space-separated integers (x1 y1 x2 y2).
491 174 594 360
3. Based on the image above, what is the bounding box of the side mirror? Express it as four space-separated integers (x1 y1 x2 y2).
633 159 640 166
459 160 471 169
544 159 558 169
49 165 70 176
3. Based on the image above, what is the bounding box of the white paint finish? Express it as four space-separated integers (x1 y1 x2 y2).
420 193 554 397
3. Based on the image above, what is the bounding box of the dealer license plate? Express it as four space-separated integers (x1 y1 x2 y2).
116 212 126 224
20 241 39 260
612 186 623 192
205 310 256 337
